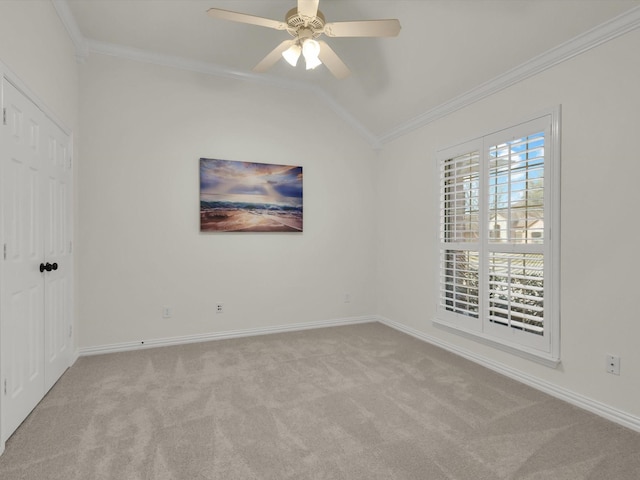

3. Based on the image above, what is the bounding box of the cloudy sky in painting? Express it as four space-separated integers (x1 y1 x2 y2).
200 158 303 207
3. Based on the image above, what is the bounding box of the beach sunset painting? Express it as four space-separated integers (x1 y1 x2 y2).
200 158 303 232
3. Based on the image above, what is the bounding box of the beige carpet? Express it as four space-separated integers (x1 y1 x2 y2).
0 323 638 479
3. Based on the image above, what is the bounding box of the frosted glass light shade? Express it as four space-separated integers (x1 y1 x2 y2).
302 39 322 70
282 44 302 67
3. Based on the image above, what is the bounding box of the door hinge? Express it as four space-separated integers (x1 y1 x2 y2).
3 379 6 395
2 107 6 126
3 243 6 260
69 325 73 338
69 240 73 254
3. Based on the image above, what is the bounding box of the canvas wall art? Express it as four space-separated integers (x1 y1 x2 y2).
200 158 303 232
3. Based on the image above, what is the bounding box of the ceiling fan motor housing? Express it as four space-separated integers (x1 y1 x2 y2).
285 7 325 38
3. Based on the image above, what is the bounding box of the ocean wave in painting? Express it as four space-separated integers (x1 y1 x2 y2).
200 201 303 232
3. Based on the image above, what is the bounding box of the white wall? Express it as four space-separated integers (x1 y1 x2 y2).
78 54 376 348
376 29 640 418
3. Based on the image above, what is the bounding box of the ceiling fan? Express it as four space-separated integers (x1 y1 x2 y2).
207 0 401 79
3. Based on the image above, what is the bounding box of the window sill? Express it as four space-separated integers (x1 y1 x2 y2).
432 317 561 368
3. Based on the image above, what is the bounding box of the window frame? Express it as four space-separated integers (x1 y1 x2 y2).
434 108 561 367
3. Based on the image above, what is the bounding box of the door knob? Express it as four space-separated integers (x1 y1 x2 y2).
39 262 58 272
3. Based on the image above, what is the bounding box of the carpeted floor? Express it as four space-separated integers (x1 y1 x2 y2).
0 323 638 479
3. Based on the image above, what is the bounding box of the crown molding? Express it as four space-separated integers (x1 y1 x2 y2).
52 1 640 149
86 38 304 90
313 88 381 148
377 5 640 145
85 38 380 146
51 0 89 62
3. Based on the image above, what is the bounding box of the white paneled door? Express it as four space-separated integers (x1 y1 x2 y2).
1 79 73 443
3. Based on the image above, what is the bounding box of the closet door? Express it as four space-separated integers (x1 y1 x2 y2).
1 78 72 443
1 79 46 440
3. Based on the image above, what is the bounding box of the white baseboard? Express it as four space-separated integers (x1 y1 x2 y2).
376 315 640 433
78 315 376 357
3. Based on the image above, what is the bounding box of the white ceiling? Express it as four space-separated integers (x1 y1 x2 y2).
62 0 640 144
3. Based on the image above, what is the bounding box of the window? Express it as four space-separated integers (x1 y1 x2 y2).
435 110 560 365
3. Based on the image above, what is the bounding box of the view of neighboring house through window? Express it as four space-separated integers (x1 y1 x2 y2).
487 131 545 336
436 110 560 364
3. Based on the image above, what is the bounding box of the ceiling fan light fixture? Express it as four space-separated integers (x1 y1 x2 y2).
282 43 302 67
207 1 400 78
302 38 322 70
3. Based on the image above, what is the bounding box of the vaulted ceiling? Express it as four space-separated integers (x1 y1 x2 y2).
59 0 640 146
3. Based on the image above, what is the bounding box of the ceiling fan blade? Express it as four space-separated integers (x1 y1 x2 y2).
207 8 287 31
324 19 401 38
253 40 295 73
317 41 351 79
298 0 319 18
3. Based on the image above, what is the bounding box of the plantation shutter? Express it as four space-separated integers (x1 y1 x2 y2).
439 148 481 327
484 125 548 349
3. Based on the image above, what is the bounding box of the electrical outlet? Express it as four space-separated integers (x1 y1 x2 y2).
216 303 224 314
162 306 173 318
606 354 620 375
